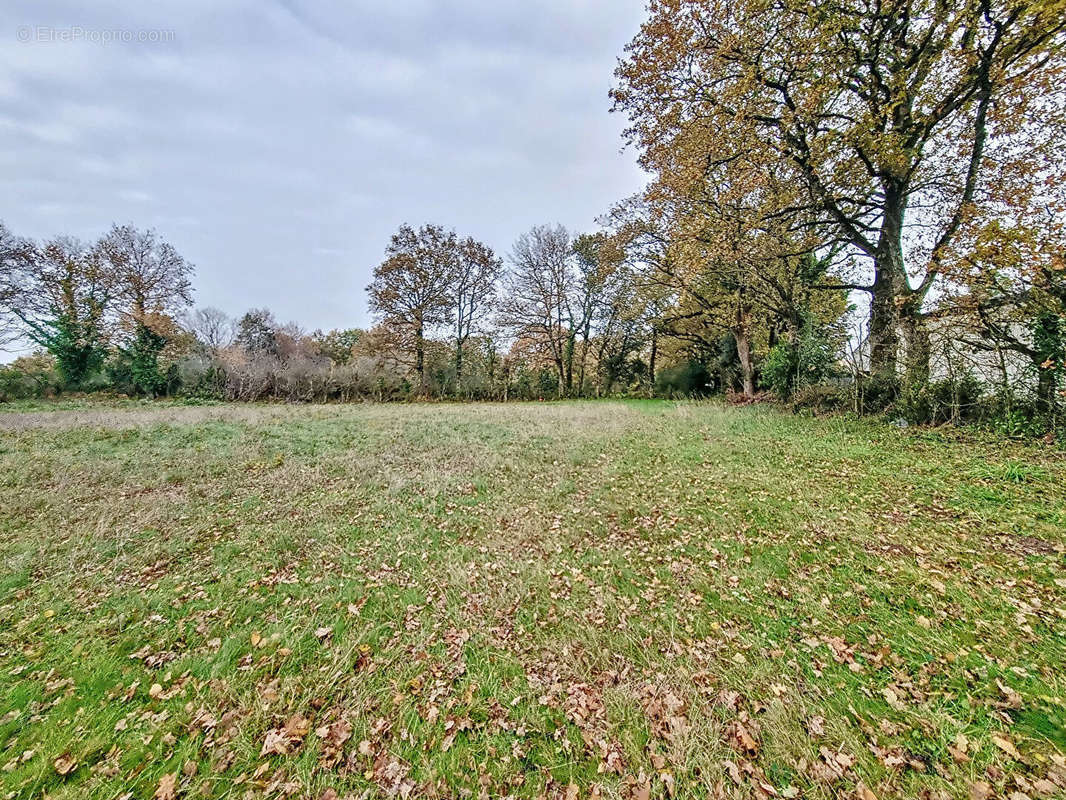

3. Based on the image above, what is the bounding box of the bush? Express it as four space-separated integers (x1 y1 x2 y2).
789 383 849 415
655 361 712 397
897 372 984 425
176 356 227 399
988 406 1051 439
108 324 172 397
857 372 900 413
0 354 62 401
977 390 1062 439
762 319 839 399
762 343 798 398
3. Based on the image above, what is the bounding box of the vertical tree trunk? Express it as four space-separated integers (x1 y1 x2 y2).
648 328 657 389
577 326 591 396
564 332 575 397
454 338 463 394
415 318 425 394
734 303 755 399
736 330 755 398
901 309 930 389
1037 365 1057 414
869 189 906 382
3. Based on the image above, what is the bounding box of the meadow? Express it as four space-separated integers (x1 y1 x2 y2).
0 400 1064 800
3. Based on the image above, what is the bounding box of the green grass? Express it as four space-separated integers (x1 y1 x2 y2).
1 400 1064 799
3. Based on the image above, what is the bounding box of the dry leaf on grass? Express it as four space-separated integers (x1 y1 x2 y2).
992 734 1023 761
154 772 177 800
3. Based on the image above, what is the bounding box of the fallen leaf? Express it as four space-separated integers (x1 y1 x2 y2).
725 720 759 755
283 713 310 740
1032 778 1057 796
260 729 289 756
154 773 177 800
992 734 1023 761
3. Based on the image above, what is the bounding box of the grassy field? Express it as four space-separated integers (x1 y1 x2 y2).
1 400 1064 800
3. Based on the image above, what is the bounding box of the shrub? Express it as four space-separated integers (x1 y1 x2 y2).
897 372 984 425
857 372 900 413
762 343 798 398
176 356 227 399
655 361 712 397
978 389 1062 439
762 318 839 399
0 354 61 401
789 384 849 415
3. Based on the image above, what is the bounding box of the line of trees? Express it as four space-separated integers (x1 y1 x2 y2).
0 222 194 396
0 218 673 403
607 0 1066 430
2 0 1064 434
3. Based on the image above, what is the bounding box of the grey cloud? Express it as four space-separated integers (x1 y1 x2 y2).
0 0 648 350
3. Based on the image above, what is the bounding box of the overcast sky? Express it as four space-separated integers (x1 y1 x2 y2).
0 0 649 351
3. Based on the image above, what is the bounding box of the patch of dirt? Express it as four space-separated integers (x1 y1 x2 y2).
988 532 1059 557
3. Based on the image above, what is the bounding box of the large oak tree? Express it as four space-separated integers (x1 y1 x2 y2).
613 0 1066 384
98 224 195 395
368 224 458 392
9 236 115 386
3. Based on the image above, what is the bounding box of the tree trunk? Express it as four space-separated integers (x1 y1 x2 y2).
648 329 657 389
455 338 463 394
1037 364 1057 414
733 298 758 401
577 326 591 396
736 329 755 398
415 319 425 394
579 317 596 396
563 332 575 397
869 188 906 381
901 309 930 389
734 303 755 399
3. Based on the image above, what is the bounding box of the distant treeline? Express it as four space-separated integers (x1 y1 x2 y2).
3 1 1066 438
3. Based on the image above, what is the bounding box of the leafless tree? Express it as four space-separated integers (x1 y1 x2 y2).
497 225 573 395
452 237 501 391
185 306 234 352
0 221 35 349
97 224 194 331
497 225 624 396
